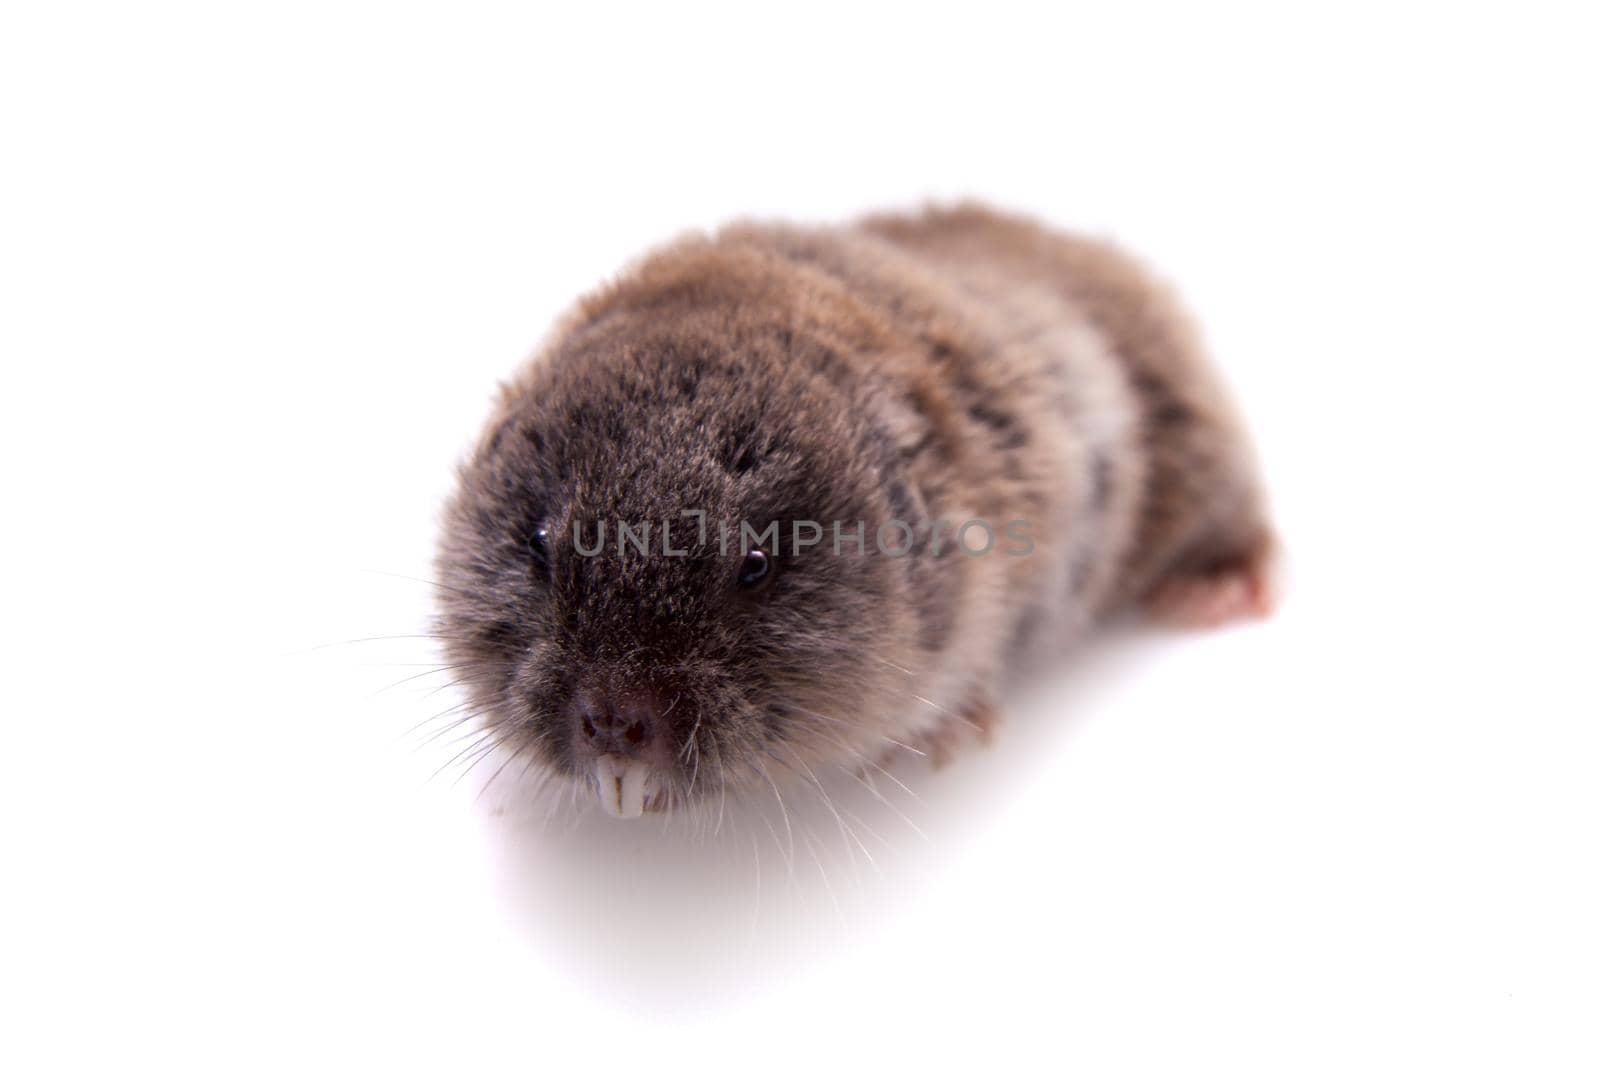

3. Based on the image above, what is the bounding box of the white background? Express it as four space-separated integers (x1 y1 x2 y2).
3 2 1597 1063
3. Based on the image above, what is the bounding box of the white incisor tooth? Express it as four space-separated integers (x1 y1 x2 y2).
594 755 649 818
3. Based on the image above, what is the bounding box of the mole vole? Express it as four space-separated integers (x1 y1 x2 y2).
435 203 1277 818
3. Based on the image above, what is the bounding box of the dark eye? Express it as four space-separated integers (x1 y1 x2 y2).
736 548 772 591
529 523 551 573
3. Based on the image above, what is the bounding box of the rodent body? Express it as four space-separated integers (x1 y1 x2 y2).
436 203 1275 817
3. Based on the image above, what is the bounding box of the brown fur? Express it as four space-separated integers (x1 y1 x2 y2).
434 202 1274 810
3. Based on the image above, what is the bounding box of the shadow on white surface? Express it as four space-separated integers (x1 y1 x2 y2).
463 622 1166 1015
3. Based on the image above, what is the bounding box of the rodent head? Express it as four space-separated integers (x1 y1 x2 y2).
435 305 933 817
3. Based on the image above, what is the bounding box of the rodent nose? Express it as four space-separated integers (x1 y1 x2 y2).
576 688 658 757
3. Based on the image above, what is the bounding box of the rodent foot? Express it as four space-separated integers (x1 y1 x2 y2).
923 695 999 769
1144 540 1280 628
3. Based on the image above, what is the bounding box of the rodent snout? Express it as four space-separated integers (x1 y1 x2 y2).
574 686 668 818
574 687 659 760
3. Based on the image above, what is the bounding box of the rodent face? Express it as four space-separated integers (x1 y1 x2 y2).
435 326 924 817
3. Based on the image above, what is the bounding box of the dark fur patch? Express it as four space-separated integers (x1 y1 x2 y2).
910 553 962 652
886 478 922 532
968 400 1031 450
718 418 768 475
1007 604 1045 667
1090 453 1113 512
